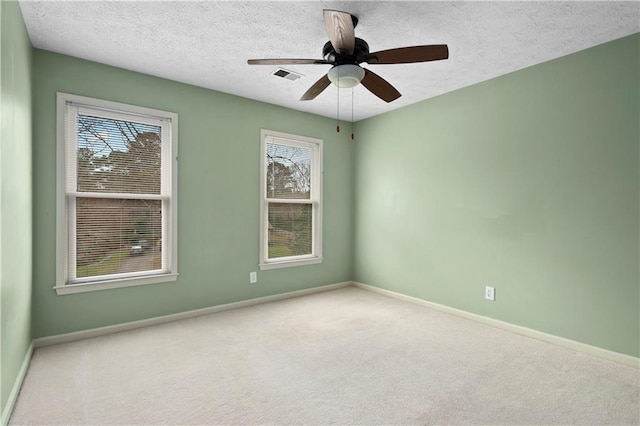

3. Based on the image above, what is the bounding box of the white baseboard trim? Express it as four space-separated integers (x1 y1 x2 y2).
353 282 640 369
34 281 352 348
30 280 638 368
1 342 33 426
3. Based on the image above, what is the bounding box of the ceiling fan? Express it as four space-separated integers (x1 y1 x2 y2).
248 9 449 103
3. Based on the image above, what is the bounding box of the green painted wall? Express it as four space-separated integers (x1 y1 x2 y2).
353 34 640 357
0 0 33 418
31 50 353 338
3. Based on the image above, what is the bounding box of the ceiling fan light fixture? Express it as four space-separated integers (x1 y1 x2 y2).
328 64 365 88
248 10 448 103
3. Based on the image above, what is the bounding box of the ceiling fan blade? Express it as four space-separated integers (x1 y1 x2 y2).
360 69 401 103
300 74 331 101
248 59 329 65
364 45 449 64
323 9 355 55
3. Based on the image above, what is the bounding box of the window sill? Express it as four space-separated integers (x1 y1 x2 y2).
53 273 179 295
259 257 323 271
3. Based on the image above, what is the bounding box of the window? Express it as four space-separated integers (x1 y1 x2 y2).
55 93 178 295
260 129 323 270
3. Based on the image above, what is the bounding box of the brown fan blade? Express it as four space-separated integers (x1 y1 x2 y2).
323 9 355 55
360 69 401 103
300 74 331 101
364 45 449 64
248 59 329 65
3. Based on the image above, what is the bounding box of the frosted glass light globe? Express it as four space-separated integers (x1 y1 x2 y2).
327 64 365 88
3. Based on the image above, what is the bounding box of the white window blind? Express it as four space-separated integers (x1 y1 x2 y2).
260 130 322 269
56 93 178 294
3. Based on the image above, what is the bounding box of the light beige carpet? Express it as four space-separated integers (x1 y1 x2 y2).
10 287 640 425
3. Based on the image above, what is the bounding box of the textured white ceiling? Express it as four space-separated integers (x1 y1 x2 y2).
19 1 640 121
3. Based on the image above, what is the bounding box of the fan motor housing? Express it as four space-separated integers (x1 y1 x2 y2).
323 37 370 65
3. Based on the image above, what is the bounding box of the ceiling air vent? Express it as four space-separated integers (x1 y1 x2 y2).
272 68 304 81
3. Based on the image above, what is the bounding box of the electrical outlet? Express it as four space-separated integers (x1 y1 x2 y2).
249 272 257 284
485 286 495 301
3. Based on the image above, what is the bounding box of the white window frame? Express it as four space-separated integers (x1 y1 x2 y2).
54 92 178 295
260 129 323 270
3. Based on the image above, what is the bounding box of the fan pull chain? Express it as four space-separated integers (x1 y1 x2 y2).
336 76 340 133
351 88 355 140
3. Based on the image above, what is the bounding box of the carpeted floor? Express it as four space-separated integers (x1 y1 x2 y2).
10 287 640 425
